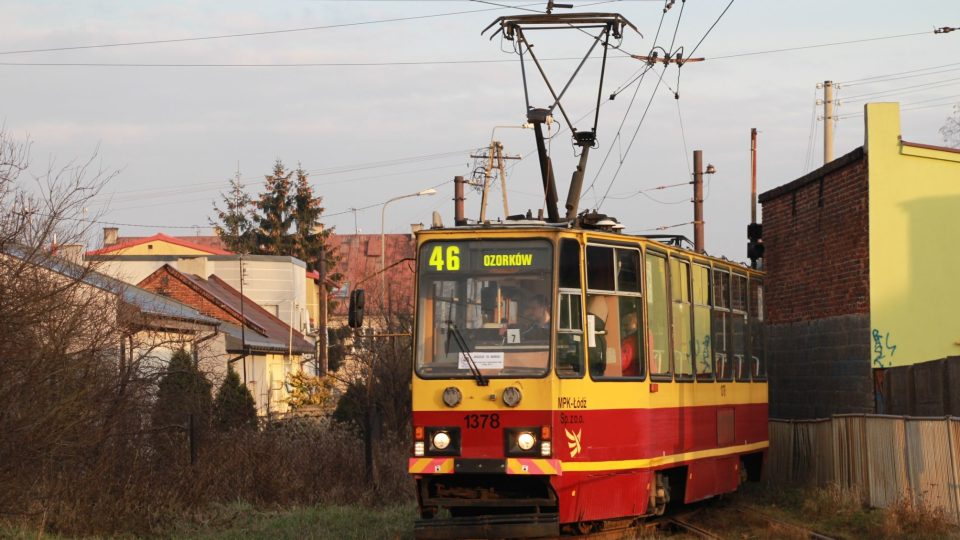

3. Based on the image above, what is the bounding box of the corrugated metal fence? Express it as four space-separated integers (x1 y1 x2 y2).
768 415 960 524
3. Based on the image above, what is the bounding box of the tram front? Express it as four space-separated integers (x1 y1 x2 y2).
409 231 562 539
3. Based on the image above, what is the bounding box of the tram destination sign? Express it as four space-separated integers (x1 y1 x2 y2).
420 240 551 273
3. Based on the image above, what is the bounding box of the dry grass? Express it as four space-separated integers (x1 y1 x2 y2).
0 417 414 537
733 482 960 540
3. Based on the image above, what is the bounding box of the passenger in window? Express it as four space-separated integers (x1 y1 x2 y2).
620 311 640 376
520 294 550 341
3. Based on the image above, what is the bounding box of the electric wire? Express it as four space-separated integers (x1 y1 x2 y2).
839 75 960 102
708 30 933 61
681 0 734 65
0 3 545 56
839 62 960 87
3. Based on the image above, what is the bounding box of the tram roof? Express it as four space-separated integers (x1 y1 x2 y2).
417 222 759 273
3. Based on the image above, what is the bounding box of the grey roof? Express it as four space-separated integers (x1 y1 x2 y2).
5 246 220 326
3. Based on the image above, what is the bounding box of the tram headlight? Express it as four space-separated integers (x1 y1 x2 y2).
425 427 461 456
432 431 451 450
506 428 541 456
414 441 425 457
502 386 522 407
517 431 537 451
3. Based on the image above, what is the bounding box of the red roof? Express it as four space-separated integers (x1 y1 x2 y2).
138 264 313 354
104 230 416 316
87 233 233 256
325 234 416 315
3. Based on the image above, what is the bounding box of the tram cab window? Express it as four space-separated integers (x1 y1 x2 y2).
557 239 585 378
671 258 694 380
731 274 750 381
692 264 714 381
415 240 553 379
712 270 733 381
647 253 671 379
749 279 766 380
586 245 644 380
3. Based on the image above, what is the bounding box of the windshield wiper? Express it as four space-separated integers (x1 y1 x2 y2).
446 321 488 386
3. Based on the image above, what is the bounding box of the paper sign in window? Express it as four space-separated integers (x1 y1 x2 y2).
459 351 505 370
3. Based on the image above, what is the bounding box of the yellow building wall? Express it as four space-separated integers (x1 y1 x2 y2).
866 102 960 368
110 239 213 256
306 278 319 329
243 352 303 416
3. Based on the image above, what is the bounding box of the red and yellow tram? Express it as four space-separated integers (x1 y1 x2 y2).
408 222 767 538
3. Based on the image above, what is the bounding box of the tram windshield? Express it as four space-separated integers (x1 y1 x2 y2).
415 239 553 379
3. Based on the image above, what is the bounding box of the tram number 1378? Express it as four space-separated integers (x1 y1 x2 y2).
464 413 501 429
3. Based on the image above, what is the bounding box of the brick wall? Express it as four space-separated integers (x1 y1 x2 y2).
760 148 869 324
139 267 242 326
759 147 873 418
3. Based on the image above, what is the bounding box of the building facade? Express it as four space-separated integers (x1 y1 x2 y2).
760 103 960 418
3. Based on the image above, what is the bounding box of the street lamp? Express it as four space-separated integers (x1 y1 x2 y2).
381 188 437 300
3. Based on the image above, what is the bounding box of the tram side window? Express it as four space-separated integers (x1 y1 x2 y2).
749 278 766 380
647 253 671 379
712 270 733 381
692 264 714 381
557 239 585 377
732 274 749 381
586 246 644 380
670 258 694 380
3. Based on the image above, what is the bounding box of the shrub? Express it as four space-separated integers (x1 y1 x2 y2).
213 367 257 431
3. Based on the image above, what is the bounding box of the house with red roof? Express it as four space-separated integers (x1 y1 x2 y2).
139 264 313 416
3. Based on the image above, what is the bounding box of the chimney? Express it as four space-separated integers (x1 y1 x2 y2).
178 256 208 278
103 227 119 246
410 223 423 237
58 244 85 264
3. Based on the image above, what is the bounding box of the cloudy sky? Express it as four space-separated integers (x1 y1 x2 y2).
2 0 958 259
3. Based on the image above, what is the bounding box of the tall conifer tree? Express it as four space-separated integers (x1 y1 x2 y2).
210 170 255 253
255 159 295 255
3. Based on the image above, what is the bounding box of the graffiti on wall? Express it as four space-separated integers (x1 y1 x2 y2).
872 328 898 367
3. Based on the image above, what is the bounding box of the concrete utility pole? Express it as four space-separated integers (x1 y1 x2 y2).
693 149 704 253
317 254 328 375
751 128 758 224
472 140 521 221
823 80 834 164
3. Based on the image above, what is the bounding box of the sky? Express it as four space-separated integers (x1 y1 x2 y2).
1 0 958 261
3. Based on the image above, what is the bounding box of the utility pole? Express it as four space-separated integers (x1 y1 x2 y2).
317 254 328 375
471 141 521 221
454 176 466 225
693 149 704 253
750 128 758 224
823 80 834 164
747 129 764 269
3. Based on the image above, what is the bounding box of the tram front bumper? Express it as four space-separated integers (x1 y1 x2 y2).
414 512 559 539
409 457 562 475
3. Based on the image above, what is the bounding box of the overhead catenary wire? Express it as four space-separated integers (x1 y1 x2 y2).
0 2 546 56
838 61 960 87
839 75 960 102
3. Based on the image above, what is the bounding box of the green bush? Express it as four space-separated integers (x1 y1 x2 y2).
213 367 257 431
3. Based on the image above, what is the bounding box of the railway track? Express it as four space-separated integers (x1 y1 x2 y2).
560 505 839 540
